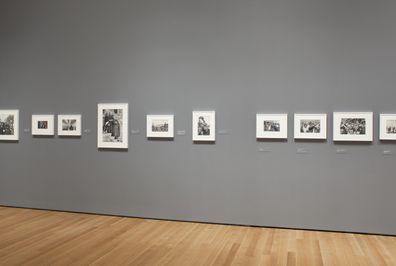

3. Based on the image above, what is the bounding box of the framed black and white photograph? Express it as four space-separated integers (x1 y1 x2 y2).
32 114 55 135
0 109 19 141
97 103 128 149
256 114 288 139
294 114 327 139
192 111 215 141
379 114 396 140
333 112 373 142
58 114 82 136
146 114 174 138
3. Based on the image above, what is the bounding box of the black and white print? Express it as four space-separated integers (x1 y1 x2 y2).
294 114 326 139
300 120 320 133
0 110 19 140
256 114 288 139
102 109 123 143
333 112 372 141
146 115 174 138
38 121 48 129
58 114 82 136
193 111 215 141
386 120 396 134
0 114 15 135
32 114 54 135
97 103 128 148
197 116 210 135
152 120 169 132
340 118 366 135
62 119 77 131
264 120 280 132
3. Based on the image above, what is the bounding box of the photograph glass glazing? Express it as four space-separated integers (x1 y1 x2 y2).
62 119 77 131
102 109 123 143
197 116 210 136
0 114 15 135
386 120 396 134
38 121 48 129
152 120 169 132
264 120 280 132
300 120 320 133
340 118 366 135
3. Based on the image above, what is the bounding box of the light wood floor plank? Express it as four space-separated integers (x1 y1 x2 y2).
0 207 395 266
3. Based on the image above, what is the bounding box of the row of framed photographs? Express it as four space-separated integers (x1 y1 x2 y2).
0 111 82 139
256 113 380 141
1 106 396 147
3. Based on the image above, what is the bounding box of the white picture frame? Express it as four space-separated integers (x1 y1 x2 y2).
294 114 327 139
256 114 288 139
379 114 396 140
333 112 373 142
192 111 215 141
32 114 55 136
97 103 128 149
146 114 174 138
0 109 19 141
58 114 82 136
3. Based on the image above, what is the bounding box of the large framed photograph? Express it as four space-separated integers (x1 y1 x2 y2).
0 109 19 141
333 112 373 141
294 114 327 139
32 114 55 135
97 103 128 149
192 111 215 141
58 114 82 136
380 114 396 140
256 114 288 139
146 115 174 138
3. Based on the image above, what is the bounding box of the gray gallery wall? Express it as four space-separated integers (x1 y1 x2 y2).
1 0 396 235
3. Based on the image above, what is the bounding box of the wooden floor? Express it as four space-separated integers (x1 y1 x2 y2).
0 207 395 266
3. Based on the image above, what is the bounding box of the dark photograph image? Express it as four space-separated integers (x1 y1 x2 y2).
102 109 123 142
340 118 366 135
0 114 14 135
300 120 320 133
152 120 169 132
38 121 48 129
386 120 396 134
62 119 77 131
197 116 210 135
264 120 280 132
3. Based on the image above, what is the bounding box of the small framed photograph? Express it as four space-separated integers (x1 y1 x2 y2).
97 103 128 149
0 109 19 141
192 111 215 141
32 114 55 135
146 115 174 138
333 112 373 142
294 114 327 139
256 114 288 139
379 114 396 140
58 114 82 136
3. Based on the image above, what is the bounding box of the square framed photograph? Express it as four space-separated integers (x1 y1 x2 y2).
192 111 215 141
294 114 327 139
379 114 396 140
146 114 174 138
256 114 288 139
58 114 82 136
97 103 128 149
333 112 373 142
32 114 55 135
0 109 19 141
